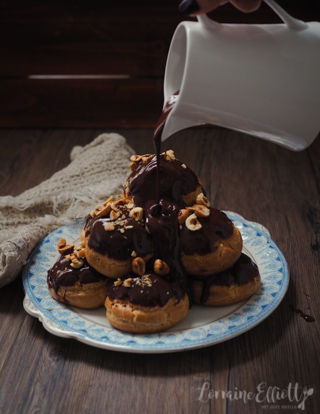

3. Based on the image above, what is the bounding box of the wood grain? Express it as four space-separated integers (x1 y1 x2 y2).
0 128 319 413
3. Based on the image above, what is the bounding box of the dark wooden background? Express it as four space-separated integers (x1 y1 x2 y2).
1 0 320 128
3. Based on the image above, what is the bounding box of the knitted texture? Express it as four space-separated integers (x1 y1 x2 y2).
0 133 134 288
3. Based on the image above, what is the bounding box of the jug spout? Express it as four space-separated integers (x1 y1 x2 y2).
161 112 201 141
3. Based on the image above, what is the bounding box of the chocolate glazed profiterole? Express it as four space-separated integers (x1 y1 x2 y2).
105 273 189 333
190 253 261 306
47 238 110 309
83 197 154 279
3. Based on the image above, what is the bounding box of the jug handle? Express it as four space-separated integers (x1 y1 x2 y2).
197 0 308 31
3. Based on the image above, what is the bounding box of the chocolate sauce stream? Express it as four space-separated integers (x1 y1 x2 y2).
150 90 192 299
154 91 180 203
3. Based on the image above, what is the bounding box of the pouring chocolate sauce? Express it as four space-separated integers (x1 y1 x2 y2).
126 91 258 304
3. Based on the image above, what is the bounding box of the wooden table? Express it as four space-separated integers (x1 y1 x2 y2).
0 127 319 413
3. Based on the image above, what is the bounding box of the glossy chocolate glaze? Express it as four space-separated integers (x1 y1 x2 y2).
107 273 185 307
128 154 201 210
47 255 106 294
87 215 153 260
190 253 260 304
180 208 234 255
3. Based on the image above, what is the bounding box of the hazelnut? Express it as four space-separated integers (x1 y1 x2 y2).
187 204 210 218
103 196 114 206
185 213 202 231
58 243 75 255
196 193 210 208
70 258 84 268
153 259 170 276
123 278 133 288
104 222 115 231
129 206 144 221
114 198 127 207
90 210 97 218
130 155 142 163
178 209 190 225
57 238 66 249
129 162 135 172
165 149 175 160
96 203 112 218
75 241 85 250
132 257 146 276
110 209 121 221
74 248 86 259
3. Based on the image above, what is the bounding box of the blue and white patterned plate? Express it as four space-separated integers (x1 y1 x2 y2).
23 212 289 353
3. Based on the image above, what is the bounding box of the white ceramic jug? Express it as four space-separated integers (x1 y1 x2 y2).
162 0 320 150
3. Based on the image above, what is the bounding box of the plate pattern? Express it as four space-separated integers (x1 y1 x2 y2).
23 213 289 353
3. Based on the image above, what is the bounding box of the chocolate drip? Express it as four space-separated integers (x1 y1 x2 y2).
154 91 180 203
122 91 201 302
107 273 185 307
47 256 106 294
190 253 259 304
145 91 192 299
145 199 188 294
290 305 315 322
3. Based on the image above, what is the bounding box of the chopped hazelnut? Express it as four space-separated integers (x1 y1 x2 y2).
153 259 170 276
187 204 210 218
165 149 175 160
185 213 202 231
129 207 143 221
104 222 115 232
110 210 121 221
58 243 75 255
57 238 66 249
178 209 190 225
196 193 210 208
132 257 146 276
70 258 84 268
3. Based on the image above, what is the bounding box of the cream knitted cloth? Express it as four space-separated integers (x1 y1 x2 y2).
0 133 134 288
